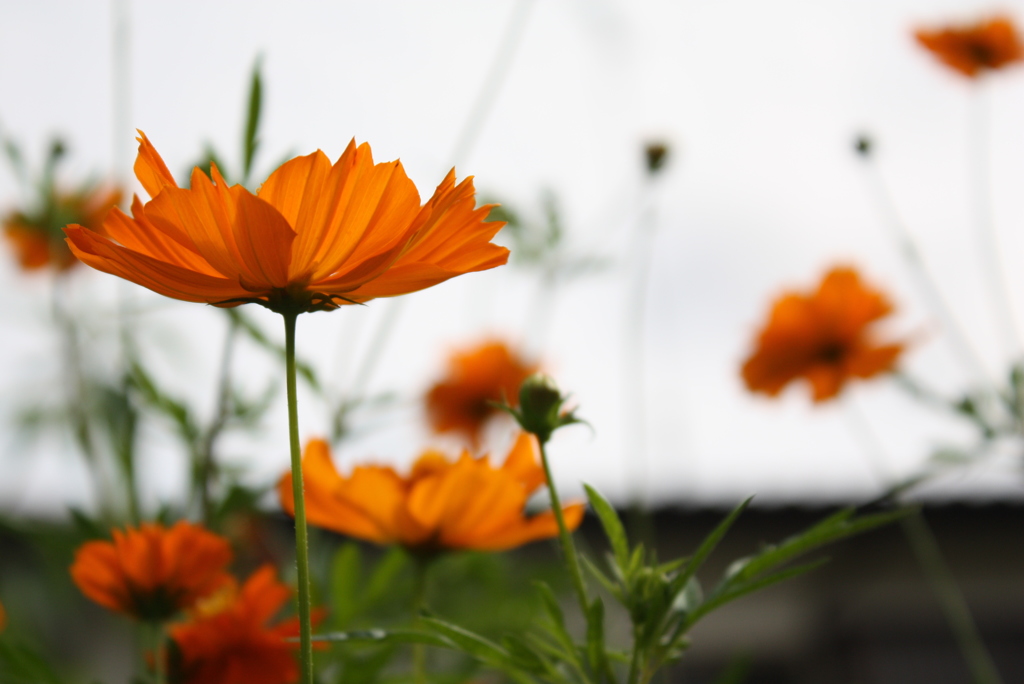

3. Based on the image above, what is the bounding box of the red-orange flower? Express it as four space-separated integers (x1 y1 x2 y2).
3 185 121 272
169 566 310 684
425 339 538 446
0 598 6 634
64 133 509 313
70 521 233 622
278 432 584 552
741 266 904 403
915 16 1024 78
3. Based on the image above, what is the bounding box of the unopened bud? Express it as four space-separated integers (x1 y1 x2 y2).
853 134 873 158
643 142 670 175
513 373 581 444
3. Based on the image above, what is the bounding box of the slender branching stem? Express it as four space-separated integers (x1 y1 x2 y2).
537 439 589 614
283 311 314 684
196 314 239 525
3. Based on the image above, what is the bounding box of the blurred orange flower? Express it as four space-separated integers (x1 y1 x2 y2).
70 521 233 622
3 186 120 272
915 16 1023 78
278 432 584 552
426 340 538 446
741 266 904 403
0 598 6 634
169 566 313 684
64 132 508 314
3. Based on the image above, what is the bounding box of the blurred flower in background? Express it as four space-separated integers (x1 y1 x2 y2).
1 137 121 273
70 521 233 622
741 266 905 403
915 15 1023 78
425 339 537 447
279 433 584 553
169 565 310 684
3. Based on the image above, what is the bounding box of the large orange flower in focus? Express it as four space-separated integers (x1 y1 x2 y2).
63 133 508 313
741 266 904 403
70 521 233 622
278 432 584 553
4 186 121 272
426 340 538 446
915 16 1024 78
169 566 310 684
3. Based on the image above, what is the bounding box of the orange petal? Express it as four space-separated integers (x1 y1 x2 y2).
233 192 295 289
134 131 179 198
65 225 251 303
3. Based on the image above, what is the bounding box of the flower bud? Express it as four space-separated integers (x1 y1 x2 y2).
514 373 581 444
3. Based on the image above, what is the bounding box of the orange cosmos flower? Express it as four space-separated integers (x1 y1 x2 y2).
70 521 233 622
915 15 1024 78
425 339 538 446
278 432 584 553
3 185 121 272
169 566 314 684
64 132 508 313
741 266 904 403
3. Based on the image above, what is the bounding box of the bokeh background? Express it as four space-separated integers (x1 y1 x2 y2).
2 0 1024 510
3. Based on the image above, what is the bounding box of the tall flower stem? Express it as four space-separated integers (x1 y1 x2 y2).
537 439 588 614
283 311 314 684
844 399 1002 684
971 83 1021 359
411 556 432 684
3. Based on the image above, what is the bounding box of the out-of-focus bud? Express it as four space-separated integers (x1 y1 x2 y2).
853 134 873 158
643 141 670 176
508 373 582 444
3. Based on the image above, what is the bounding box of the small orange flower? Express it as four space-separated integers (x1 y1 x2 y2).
741 266 904 403
915 15 1024 78
70 521 233 622
169 565 312 684
425 340 538 446
278 432 584 552
3 186 121 272
64 133 508 314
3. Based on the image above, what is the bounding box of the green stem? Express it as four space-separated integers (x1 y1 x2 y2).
284 311 314 684
626 626 642 684
152 623 167 684
537 439 588 614
412 557 431 684
901 511 1002 684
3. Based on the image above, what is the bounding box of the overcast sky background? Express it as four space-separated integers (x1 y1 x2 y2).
3 0 1024 515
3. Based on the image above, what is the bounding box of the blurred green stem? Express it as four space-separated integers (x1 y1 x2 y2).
412 556 432 684
844 400 1002 684
151 623 167 684
901 511 1002 684
196 313 239 525
537 439 588 615
283 311 314 684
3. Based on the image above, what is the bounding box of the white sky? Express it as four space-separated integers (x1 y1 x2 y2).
2 0 1024 515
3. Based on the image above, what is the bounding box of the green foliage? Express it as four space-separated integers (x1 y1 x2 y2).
0 640 66 684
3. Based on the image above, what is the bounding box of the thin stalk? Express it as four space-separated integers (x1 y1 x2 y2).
411 557 432 684
626 627 643 684
901 510 1002 684
844 399 1002 684
150 623 167 684
195 313 239 525
858 156 990 383
537 439 588 614
971 82 1021 358
283 311 314 684
448 0 537 168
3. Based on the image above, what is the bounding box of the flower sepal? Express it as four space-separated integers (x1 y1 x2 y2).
497 373 584 445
